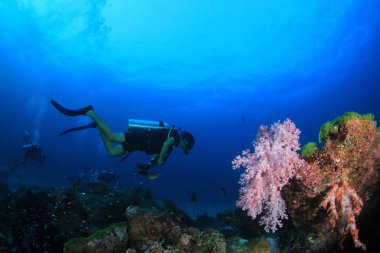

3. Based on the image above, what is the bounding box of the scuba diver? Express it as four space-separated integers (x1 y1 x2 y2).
22 143 46 164
11 130 46 169
50 99 195 178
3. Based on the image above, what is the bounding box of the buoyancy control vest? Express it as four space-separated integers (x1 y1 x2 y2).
127 119 179 154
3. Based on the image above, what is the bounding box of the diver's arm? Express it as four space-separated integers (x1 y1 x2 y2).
145 137 175 168
156 137 175 166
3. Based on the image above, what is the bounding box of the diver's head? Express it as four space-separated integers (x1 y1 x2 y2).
181 131 194 155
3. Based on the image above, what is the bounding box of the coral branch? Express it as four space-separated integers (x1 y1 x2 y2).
233 119 305 233
322 182 366 251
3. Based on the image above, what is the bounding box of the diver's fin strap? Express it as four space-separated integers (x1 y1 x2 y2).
59 122 96 136
166 128 173 141
120 153 130 163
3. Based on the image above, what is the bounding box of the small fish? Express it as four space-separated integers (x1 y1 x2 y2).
242 115 245 123
73 179 84 191
148 173 160 180
190 193 198 202
220 187 227 196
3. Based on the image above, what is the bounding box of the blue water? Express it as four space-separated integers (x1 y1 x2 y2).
1 0 380 218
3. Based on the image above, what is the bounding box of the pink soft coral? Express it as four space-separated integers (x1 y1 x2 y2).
233 119 305 232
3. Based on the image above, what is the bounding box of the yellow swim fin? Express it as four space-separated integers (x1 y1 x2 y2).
148 173 160 180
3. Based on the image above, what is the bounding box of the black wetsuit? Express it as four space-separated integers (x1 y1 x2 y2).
122 127 181 155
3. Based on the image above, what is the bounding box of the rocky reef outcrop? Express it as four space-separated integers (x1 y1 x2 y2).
64 206 226 253
284 112 380 252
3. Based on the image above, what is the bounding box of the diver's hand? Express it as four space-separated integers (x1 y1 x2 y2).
156 159 164 167
149 155 164 167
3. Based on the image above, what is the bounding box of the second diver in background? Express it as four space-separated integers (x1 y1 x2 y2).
11 130 46 169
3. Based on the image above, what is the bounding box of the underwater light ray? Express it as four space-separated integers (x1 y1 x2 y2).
102 0 377 90
0 0 379 92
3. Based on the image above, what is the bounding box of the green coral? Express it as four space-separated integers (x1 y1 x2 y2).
194 229 226 253
63 222 128 253
301 142 318 158
63 237 88 253
318 112 376 143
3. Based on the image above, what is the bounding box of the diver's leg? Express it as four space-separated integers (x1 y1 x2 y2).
97 131 125 157
23 153 29 164
86 110 125 143
85 110 127 157
51 99 124 143
51 99 126 155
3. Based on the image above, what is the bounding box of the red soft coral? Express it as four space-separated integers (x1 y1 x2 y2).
321 181 366 251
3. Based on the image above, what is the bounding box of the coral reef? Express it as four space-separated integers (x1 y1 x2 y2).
65 206 226 253
284 112 380 252
0 182 229 253
226 236 280 253
232 112 380 252
125 206 226 253
64 223 129 253
0 185 188 252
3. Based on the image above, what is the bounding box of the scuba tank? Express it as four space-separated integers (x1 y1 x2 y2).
128 119 171 135
22 144 34 151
